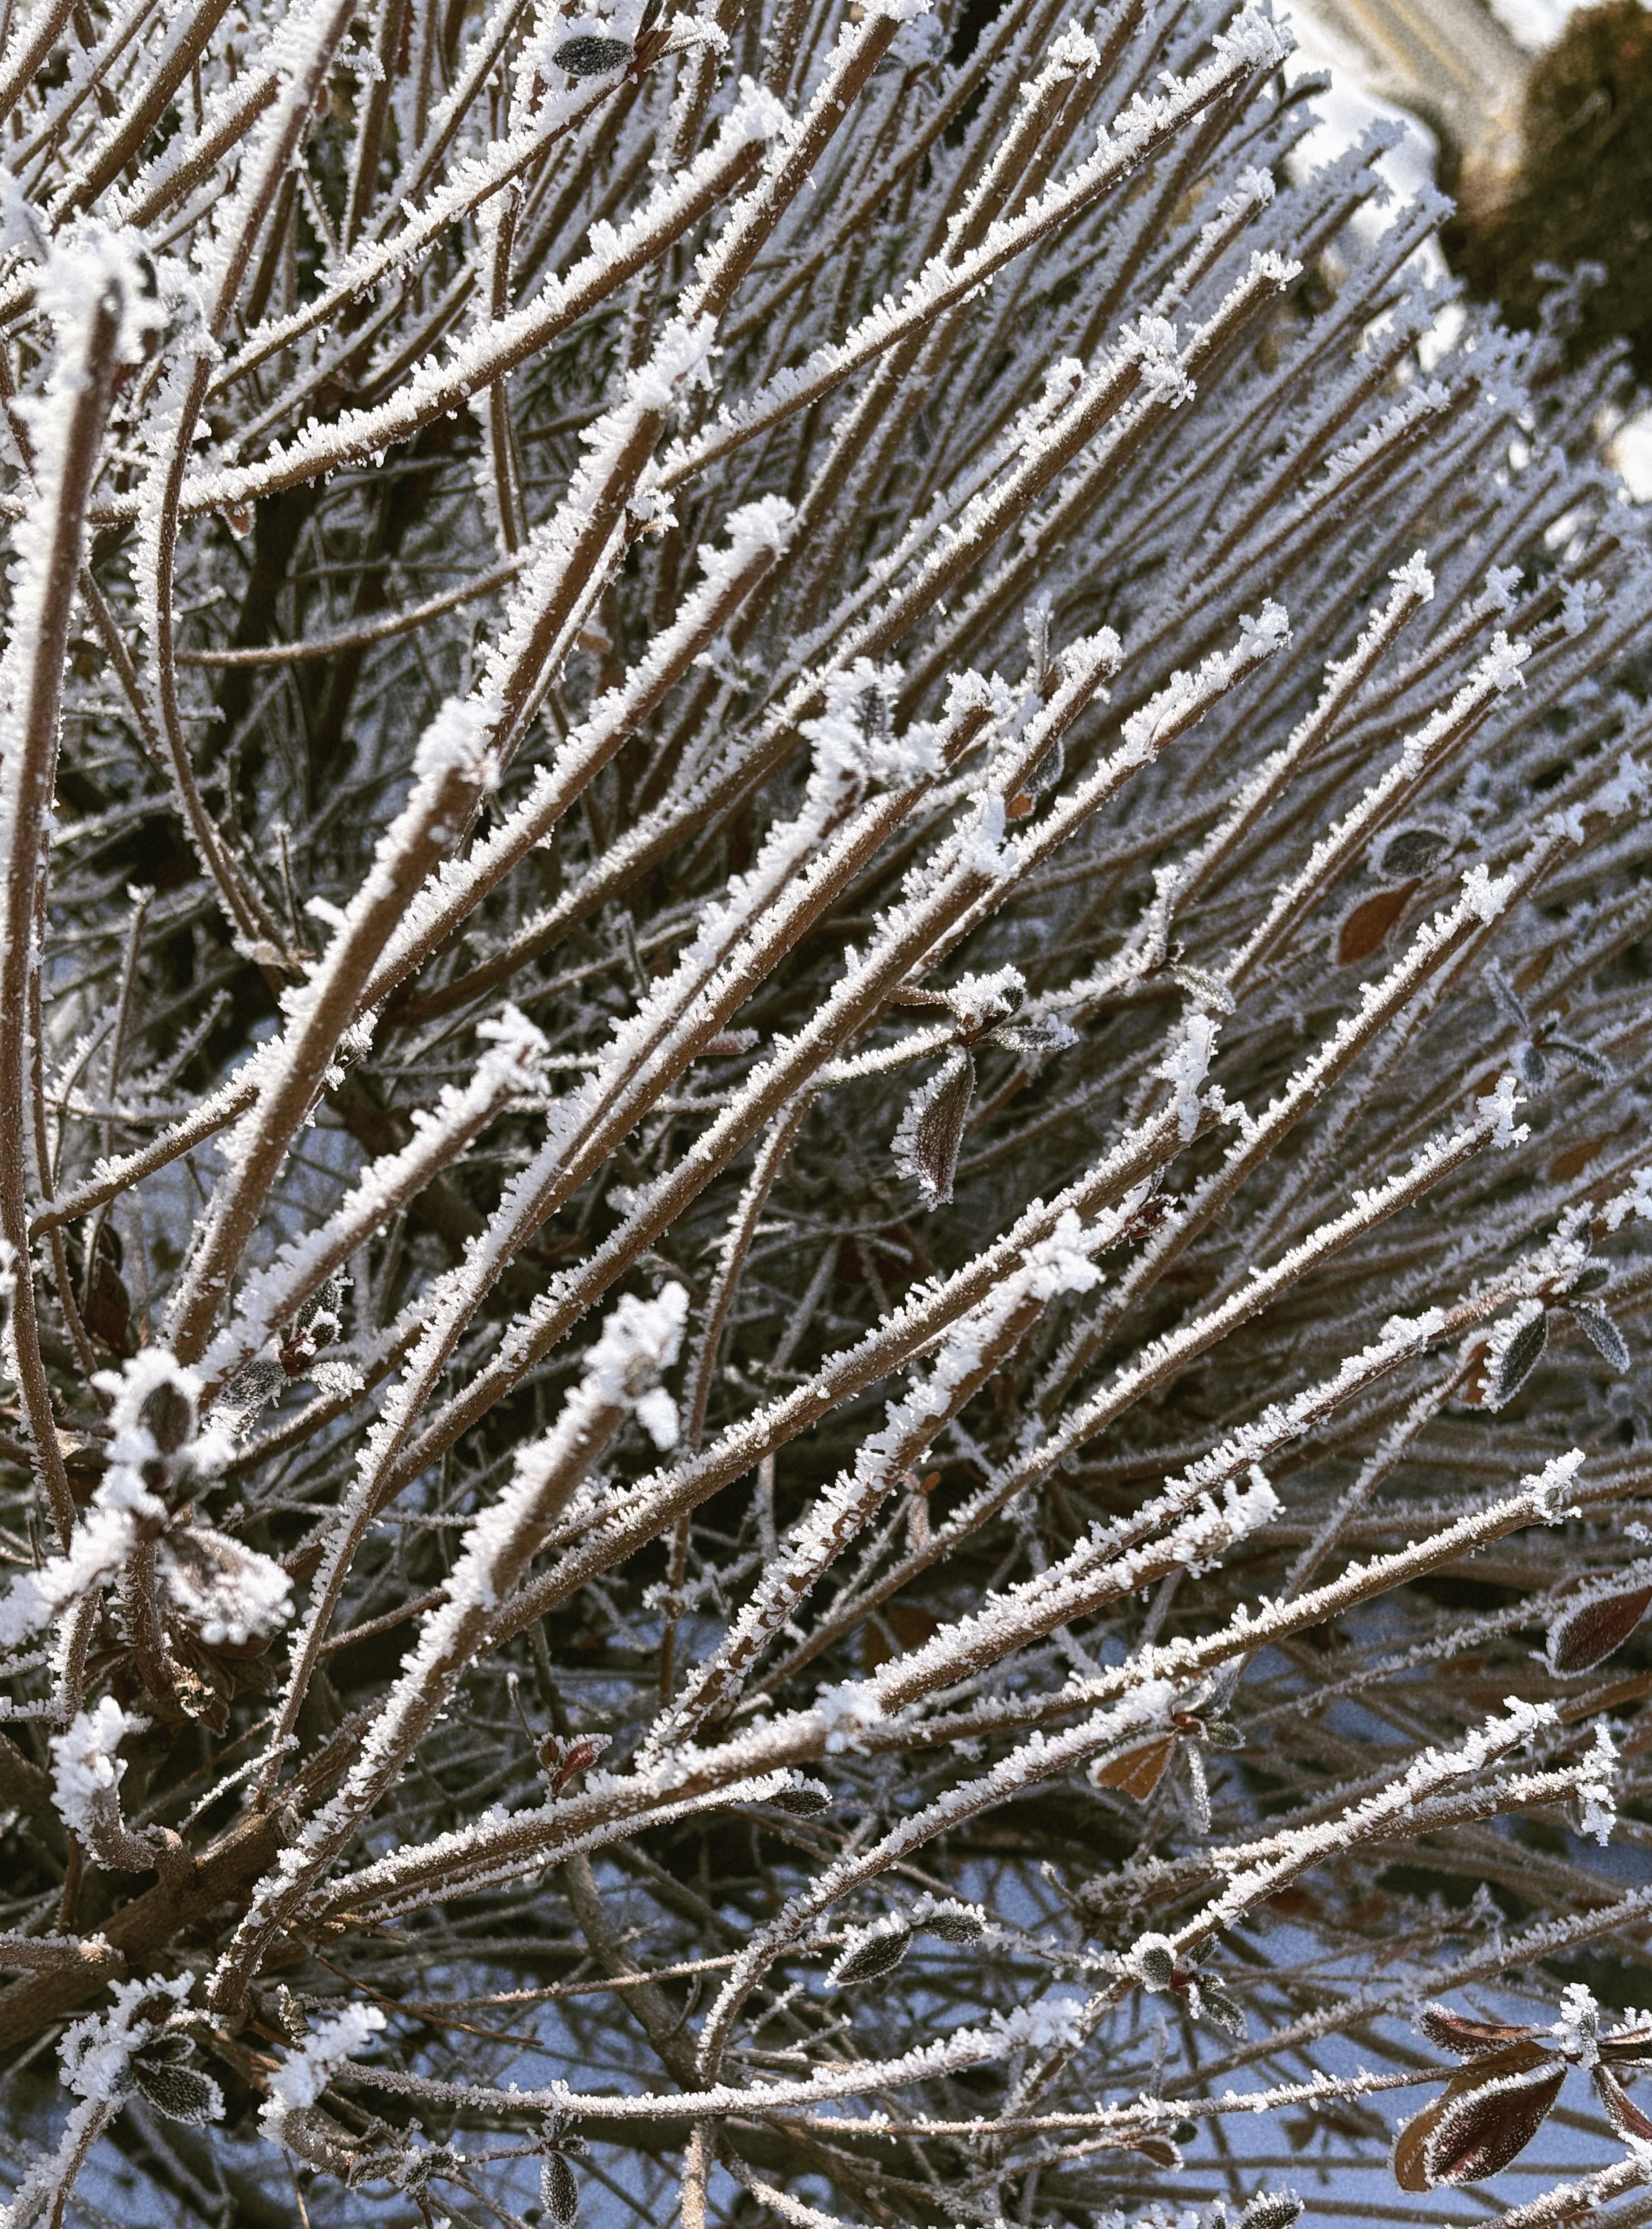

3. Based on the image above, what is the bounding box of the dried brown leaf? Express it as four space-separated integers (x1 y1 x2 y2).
1336 880 1419 964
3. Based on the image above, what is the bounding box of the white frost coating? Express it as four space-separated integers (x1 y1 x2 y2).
957 789 1016 877
648 1203 1125 1750
262 2003 388 2125
800 659 941 794
1552 1982 1602 2064
870 1464 1280 1714
582 1284 689 1428
1591 753 1650 823
1481 564 1524 614
815 1681 886 1754
61 1976 193 2103
1121 602 1289 764
0 1975 202 2226
213 1287 691 1985
158 1527 294 1646
1484 1071 1527 1149
0 1349 281 1651
0 1493 145 1647
700 495 795 586
201 1008 547 1387
1575 1725 1618 1846
1160 1011 1219 1139
993 1996 1085 2049
49 1698 145 1839
1481 629 1530 692
1200 1699 1561 1931
32 226 163 371
659 14 1286 499
1390 550 1436 602
188 76 796 510
945 966 1025 1032
1559 580 1602 638
624 313 717 413
1021 1208 1105 1300
1526 1450 1587 1520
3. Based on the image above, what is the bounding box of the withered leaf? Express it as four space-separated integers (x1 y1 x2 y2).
1200 1984 1248 2038
1417 2005 1538 2057
899 1048 975 1208
1492 1310 1547 1400
553 34 632 73
1394 2061 1563 2191
541 2152 580 2224
1602 2023 1652 2065
1376 828 1451 880
926 1908 985 1943
1337 881 1419 965
1237 2196 1304 2229
138 1378 194 1456
770 1782 832 1816
832 1925 913 1984
1092 1734 1178 1800
130 2058 223 2126
1546 1584 1652 1674
1569 1301 1630 1373
1594 2064 1652 2143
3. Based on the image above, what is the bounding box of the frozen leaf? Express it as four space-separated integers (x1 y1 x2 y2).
830 1924 913 1985
1394 2056 1562 2190
1550 1034 1614 1082
1124 1936 1179 1993
1567 1303 1630 1372
1486 966 1531 1033
770 1782 832 1816
1418 2006 1539 2057
1376 827 1451 879
1514 1040 1550 1092
544 1734 611 1796
926 1908 985 1943
989 1019 1078 1058
1237 2194 1303 2228
1336 882 1418 964
1492 1309 1548 1401
554 35 633 74
891 1048 975 1208
138 1379 194 1458
541 2151 580 2224
1546 1583 1652 1674
1602 2024 1652 2068
1594 2064 1652 2142
1199 1983 1248 2037
1092 1734 1178 1800
130 2056 224 2126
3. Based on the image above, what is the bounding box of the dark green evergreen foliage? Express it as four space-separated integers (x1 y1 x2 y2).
1447 1 1652 381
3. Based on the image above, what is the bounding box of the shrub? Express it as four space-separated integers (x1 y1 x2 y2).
0 0 1648 2221
1446 0 1652 383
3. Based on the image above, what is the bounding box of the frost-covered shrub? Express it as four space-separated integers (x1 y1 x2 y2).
0 0 1648 2221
